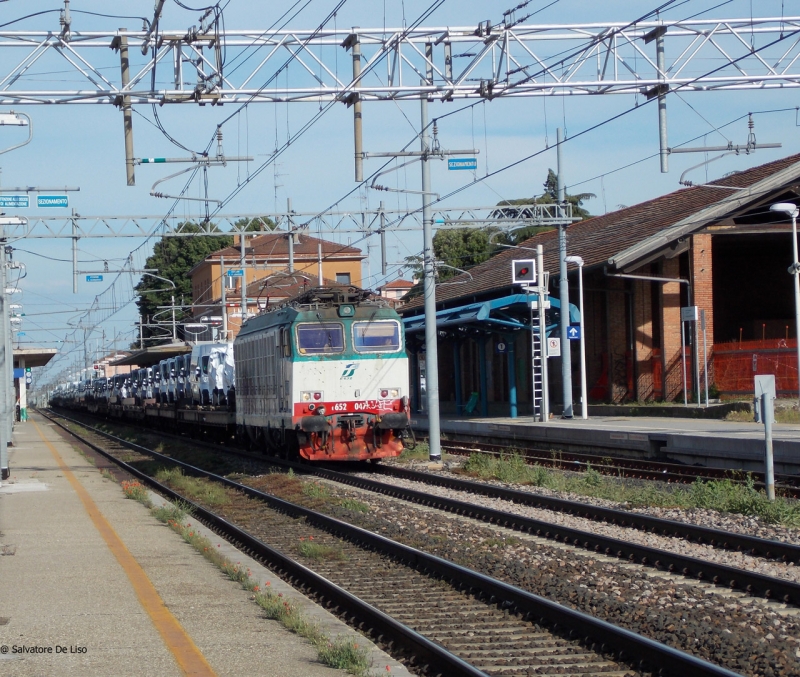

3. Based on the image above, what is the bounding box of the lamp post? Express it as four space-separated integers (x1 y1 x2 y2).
565 256 588 419
770 202 800 409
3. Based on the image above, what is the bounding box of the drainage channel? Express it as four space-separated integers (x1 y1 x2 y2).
45 411 742 677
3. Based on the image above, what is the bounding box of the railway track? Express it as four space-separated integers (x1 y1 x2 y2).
43 409 744 677
432 438 800 498
49 407 800 601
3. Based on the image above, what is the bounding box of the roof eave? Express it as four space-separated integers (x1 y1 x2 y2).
608 158 800 271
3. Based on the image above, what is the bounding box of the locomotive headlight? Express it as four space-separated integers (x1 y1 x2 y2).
380 387 401 398
302 392 311 401
313 392 322 401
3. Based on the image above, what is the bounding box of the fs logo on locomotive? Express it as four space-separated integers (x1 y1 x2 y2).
340 363 359 379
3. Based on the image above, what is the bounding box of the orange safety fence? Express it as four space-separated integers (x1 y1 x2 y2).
713 339 798 395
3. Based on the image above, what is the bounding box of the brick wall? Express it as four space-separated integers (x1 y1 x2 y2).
606 277 630 402
632 271 654 401
661 257 684 400
691 233 714 350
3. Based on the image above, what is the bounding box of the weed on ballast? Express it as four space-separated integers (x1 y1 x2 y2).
302 481 331 499
399 441 430 461
121 479 151 506
582 463 604 488
154 466 230 506
340 498 370 513
462 452 555 487
461 451 800 527
298 539 346 561
317 638 370 674
152 500 191 525
686 476 800 525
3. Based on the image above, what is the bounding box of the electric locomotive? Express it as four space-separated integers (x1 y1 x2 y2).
234 286 410 461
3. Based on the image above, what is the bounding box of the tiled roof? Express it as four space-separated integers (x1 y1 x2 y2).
209 232 364 261
404 153 800 312
244 272 348 301
380 278 415 290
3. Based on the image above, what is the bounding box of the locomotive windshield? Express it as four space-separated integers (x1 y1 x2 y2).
352 320 401 353
296 322 345 354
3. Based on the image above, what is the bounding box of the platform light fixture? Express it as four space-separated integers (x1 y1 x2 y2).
0 112 28 126
565 255 587 420
770 202 800 409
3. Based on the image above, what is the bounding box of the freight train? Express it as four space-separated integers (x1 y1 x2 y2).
50 287 412 461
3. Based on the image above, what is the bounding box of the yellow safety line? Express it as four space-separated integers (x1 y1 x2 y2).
32 418 217 677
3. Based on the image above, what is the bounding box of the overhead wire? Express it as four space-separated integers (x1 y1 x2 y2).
381 22 800 229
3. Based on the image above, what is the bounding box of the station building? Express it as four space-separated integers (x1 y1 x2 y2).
401 153 800 415
189 232 365 339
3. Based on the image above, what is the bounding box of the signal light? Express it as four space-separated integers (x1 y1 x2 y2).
512 259 536 284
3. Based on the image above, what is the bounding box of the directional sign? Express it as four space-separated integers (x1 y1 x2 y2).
681 305 699 322
85 274 104 282
447 158 478 171
226 269 244 277
37 195 69 208
0 195 29 208
567 325 581 340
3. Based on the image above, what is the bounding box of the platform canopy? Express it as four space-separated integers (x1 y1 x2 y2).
109 343 191 368
13 348 57 368
402 294 578 335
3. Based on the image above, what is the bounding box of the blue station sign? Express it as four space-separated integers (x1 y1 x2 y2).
227 269 244 277
0 195 29 208
447 158 478 171
85 274 104 282
37 195 69 208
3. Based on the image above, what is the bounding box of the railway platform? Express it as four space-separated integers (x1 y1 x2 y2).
0 412 409 676
410 411 800 475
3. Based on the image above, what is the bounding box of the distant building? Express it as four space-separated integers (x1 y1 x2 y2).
189 232 365 339
377 278 415 301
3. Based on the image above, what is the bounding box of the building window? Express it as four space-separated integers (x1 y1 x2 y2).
336 272 351 285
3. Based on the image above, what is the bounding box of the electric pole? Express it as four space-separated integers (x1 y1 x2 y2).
557 128 573 418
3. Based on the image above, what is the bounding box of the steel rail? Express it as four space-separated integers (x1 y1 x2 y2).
369 464 800 563
43 410 743 677
47 407 800 564
47 407 800 566
41 411 487 677
285 463 800 605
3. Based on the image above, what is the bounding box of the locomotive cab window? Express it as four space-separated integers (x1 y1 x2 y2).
296 323 345 354
352 320 401 353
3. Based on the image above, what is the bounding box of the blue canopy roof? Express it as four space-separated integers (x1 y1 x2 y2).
402 293 579 335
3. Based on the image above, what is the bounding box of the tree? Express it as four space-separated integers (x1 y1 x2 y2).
493 168 595 243
402 170 594 297
134 222 233 344
233 215 276 232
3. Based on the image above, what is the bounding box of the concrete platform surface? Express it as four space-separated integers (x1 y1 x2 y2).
0 413 410 676
411 413 800 474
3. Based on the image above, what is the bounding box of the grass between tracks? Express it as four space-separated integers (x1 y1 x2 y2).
460 452 800 526
119 482 374 676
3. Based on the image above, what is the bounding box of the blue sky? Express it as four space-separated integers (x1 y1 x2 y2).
1 0 799 385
